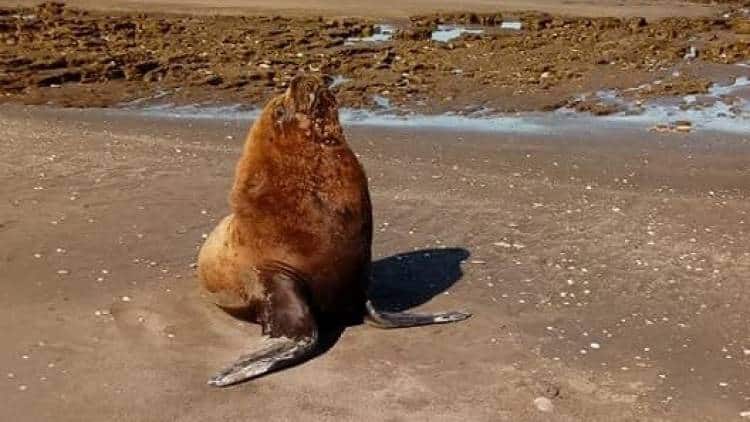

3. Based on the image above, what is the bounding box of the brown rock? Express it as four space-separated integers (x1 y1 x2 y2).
35 69 82 87
731 19 750 35
203 75 223 86
396 27 433 41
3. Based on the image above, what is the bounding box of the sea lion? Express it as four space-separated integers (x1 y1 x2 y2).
197 74 470 387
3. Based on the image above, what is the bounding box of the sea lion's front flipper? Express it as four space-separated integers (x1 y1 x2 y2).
208 271 318 387
364 300 471 329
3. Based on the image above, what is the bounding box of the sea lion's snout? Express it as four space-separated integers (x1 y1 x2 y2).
286 74 335 116
278 73 342 146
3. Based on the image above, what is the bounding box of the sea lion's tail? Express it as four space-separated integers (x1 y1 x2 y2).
364 300 471 329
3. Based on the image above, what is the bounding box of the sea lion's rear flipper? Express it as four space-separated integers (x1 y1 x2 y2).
364 300 471 329
208 271 318 387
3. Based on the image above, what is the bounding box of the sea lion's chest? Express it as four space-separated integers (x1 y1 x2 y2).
245 144 369 258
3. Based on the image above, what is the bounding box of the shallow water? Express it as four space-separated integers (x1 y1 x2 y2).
329 75 349 89
431 25 484 42
346 24 395 43
117 78 750 135
500 21 522 30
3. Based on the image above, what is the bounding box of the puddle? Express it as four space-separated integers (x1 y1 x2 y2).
500 21 522 30
346 24 395 44
431 25 484 42
329 75 349 89
372 95 391 109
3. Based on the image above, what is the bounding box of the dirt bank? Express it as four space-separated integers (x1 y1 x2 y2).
1 2 749 114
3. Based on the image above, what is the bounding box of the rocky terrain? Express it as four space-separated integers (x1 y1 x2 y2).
1 2 749 114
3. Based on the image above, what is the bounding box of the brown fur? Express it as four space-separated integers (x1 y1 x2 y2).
198 74 372 330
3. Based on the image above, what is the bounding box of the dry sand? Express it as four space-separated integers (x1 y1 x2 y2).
2 104 750 421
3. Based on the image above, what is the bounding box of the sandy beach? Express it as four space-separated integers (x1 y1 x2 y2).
2 0 750 421
2 103 750 421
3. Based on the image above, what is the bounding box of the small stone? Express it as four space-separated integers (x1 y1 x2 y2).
57 270 69 275
18 385 27 391
33 253 42 259
590 342 601 349
533 397 554 413
7 372 15 379
740 410 750 418
121 296 132 302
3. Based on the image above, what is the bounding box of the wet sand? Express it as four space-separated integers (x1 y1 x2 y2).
2 104 750 421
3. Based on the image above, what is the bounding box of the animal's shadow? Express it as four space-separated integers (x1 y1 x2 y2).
369 247 471 312
316 247 470 351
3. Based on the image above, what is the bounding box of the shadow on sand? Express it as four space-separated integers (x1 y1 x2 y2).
315 247 471 352
369 247 471 312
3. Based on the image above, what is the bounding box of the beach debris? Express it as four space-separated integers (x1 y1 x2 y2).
649 120 693 133
683 46 698 60
533 397 554 412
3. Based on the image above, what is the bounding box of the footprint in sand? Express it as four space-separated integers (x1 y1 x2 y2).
108 292 251 352
109 302 177 344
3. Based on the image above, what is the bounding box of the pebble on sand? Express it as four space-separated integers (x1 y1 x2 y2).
533 397 554 413
121 296 132 302
740 411 750 418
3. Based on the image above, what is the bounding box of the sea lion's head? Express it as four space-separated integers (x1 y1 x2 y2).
262 74 344 147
